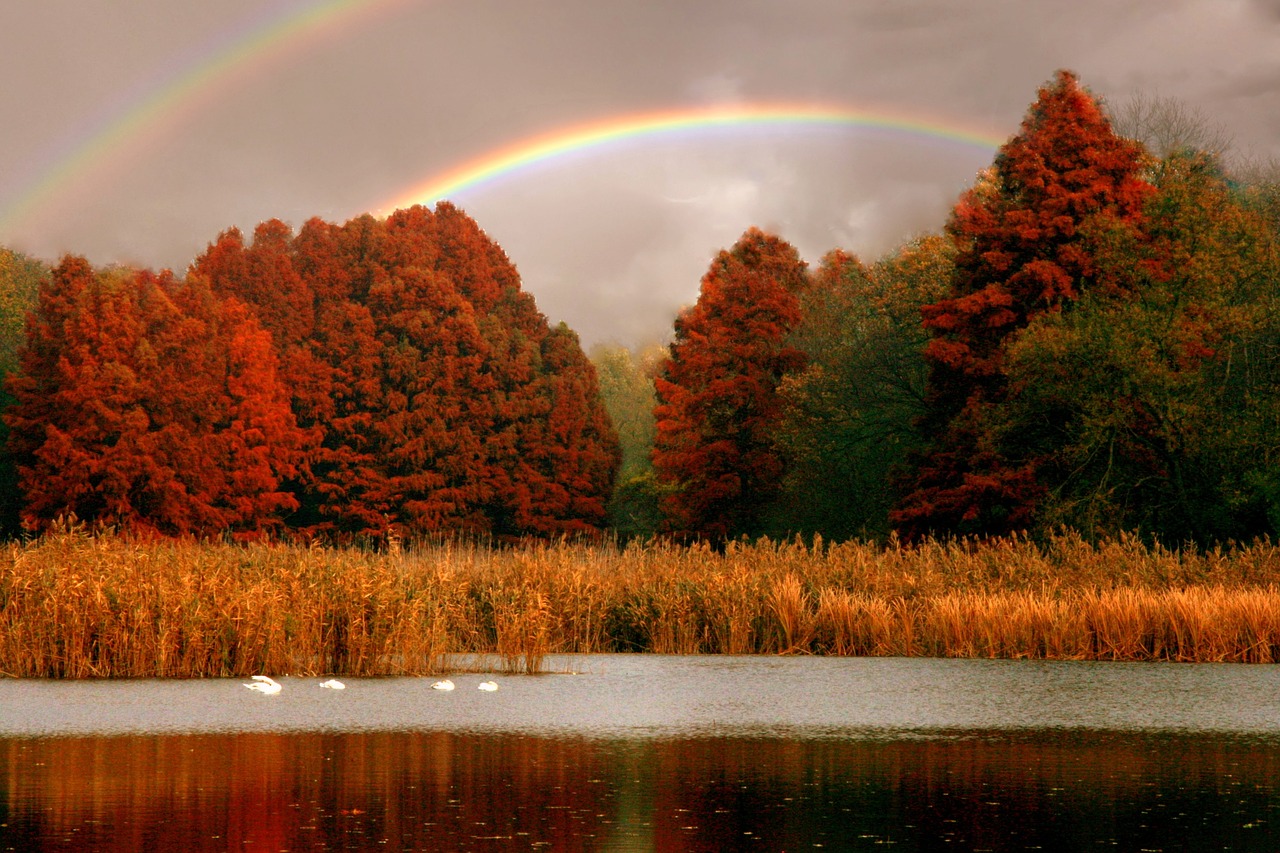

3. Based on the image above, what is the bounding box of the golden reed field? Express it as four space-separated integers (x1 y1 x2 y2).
4 525 1280 677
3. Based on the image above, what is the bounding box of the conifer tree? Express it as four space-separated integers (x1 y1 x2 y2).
194 204 619 539
893 70 1153 540
5 258 304 536
652 228 808 540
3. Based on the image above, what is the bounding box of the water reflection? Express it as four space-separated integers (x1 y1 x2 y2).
3 656 1280 850
4 730 1280 851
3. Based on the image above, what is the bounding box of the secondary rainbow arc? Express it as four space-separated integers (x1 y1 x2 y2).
380 103 1007 213
0 0 404 236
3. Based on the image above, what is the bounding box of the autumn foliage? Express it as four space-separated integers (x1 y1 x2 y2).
5 258 304 536
892 70 1155 540
4 69 1279 549
5 204 619 540
652 228 808 540
196 203 620 539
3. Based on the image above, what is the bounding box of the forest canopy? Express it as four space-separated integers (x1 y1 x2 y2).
3 206 620 540
641 71 1280 547
2 70 1278 547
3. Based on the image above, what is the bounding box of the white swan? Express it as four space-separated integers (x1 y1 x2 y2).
477 680 498 692
245 675 282 695
431 679 455 691
319 679 346 690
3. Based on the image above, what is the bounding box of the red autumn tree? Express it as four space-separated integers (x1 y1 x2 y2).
193 220 329 453
652 227 808 541
401 203 618 536
4 258 304 536
195 204 619 539
518 323 621 533
892 70 1154 540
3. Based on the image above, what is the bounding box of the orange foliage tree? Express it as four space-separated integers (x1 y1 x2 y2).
652 228 808 540
4 258 305 536
892 70 1154 540
193 204 619 540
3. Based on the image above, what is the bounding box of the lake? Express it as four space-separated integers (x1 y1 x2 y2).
3 655 1280 850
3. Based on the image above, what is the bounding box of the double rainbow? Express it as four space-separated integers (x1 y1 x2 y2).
0 0 1006 240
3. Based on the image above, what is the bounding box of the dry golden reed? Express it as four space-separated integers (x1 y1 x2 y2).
3 527 1280 677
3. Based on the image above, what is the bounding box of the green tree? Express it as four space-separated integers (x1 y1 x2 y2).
591 342 666 538
999 152 1280 543
0 248 47 537
591 343 662 479
774 236 953 540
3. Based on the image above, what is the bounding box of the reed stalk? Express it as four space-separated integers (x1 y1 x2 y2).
3 526 1280 677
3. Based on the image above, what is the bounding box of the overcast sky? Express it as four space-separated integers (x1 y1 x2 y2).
2 1 1278 347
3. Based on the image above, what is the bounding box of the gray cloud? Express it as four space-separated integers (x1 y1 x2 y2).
2 0 1278 346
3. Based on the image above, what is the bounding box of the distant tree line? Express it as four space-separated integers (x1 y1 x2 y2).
4 70 1279 547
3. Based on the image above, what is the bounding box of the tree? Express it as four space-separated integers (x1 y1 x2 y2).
384 205 618 537
591 342 665 537
193 204 619 539
520 323 621 534
998 152 1280 543
591 343 662 480
775 236 953 540
893 70 1154 540
1112 90 1231 161
0 248 47 537
5 258 305 537
652 228 808 541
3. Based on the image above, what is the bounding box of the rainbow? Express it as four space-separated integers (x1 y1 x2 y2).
379 103 1007 213
0 0 406 236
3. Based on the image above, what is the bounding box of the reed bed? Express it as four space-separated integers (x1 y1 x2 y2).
3 527 1280 677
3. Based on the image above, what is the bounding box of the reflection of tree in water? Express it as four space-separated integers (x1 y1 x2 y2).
4 731 1280 850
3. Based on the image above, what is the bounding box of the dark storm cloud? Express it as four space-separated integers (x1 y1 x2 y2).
2 0 1278 346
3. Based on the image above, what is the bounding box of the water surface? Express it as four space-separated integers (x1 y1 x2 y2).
3 656 1279 850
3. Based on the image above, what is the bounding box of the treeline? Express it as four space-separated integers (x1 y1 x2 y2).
3 70 1279 547
0 205 619 540
596 70 1280 547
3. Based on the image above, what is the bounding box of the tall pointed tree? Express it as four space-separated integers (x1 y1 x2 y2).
652 228 808 541
892 70 1154 540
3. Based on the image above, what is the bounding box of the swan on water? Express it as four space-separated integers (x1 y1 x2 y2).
431 679 455 691
319 679 346 689
245 675 282 695
477 680 498 692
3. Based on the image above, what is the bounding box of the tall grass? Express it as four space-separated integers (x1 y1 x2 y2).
3 526 1280 677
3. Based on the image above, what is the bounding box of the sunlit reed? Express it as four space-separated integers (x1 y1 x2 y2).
3 526 1280 677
